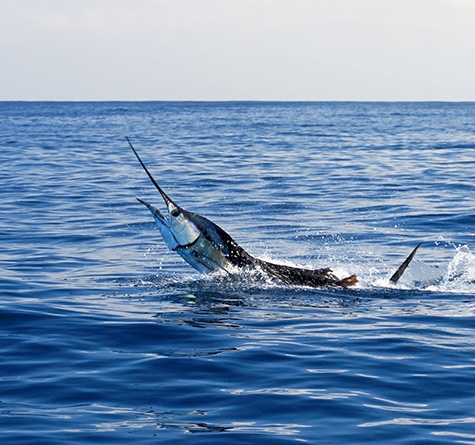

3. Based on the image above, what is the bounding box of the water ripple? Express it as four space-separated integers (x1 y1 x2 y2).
1 102 474 444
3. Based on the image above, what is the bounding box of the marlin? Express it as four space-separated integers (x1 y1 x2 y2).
128 138 419 288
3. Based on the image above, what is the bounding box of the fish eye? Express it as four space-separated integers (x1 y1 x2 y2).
171 209 180 218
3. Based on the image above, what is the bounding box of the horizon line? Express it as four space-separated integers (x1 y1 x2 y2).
1 99 474 104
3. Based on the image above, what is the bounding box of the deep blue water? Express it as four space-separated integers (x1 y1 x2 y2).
1 101 474 444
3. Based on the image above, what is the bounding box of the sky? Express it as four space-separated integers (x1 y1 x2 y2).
1 0 475 101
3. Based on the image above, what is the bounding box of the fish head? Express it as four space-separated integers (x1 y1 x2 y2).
128 137 201 249
136 197 200 250
129 137 243 274
166 202 201 247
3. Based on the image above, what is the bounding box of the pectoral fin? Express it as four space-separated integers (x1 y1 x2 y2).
337 274 358 287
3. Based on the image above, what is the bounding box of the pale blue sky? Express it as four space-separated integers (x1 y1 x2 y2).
1 0 474 101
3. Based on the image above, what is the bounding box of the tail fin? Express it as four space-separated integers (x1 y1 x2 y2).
389 243 422 284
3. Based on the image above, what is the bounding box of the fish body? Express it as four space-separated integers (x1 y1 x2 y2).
128 138 417 288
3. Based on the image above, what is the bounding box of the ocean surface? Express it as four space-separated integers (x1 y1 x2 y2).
1 101 474 444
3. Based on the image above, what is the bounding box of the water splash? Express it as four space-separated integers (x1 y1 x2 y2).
151 243 475 295
425 245 475 294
